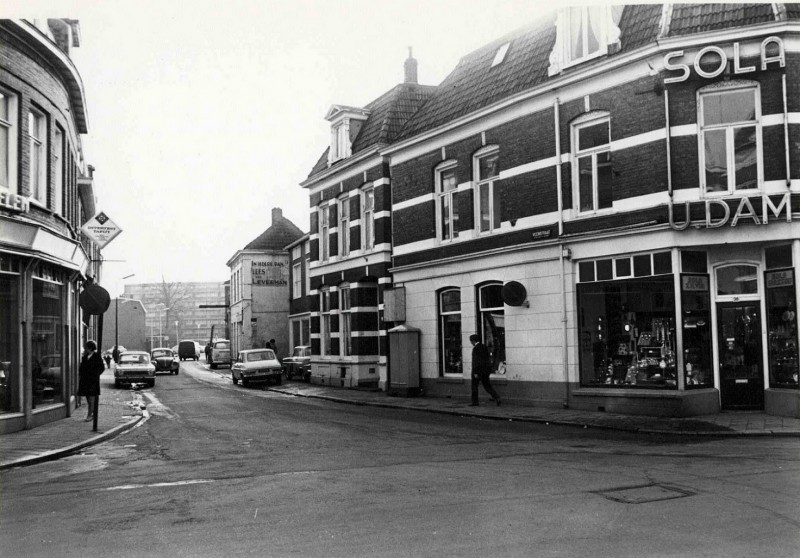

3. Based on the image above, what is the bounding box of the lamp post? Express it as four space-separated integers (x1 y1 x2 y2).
114 273 135 361
155 304 170 349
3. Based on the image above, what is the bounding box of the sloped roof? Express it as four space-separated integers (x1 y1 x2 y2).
307 82 437 179
243 209 304 251
668 3 777 36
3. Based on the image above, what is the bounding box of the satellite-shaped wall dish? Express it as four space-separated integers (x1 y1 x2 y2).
502 281 527 307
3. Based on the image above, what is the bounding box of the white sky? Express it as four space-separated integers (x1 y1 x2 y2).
7 0 565 296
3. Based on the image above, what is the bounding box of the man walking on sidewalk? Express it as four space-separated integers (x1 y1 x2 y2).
469 334 501 407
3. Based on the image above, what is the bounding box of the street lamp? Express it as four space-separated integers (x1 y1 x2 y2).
114 273 135 361
155 303 170 349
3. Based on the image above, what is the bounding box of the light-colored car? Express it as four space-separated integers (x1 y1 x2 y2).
151 348 179 375
231 349 282 387
114 351 156 388
282 346 311 382
210 340 231 369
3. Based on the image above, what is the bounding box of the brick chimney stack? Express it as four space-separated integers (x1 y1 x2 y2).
272 207 283 223
404 47 418 84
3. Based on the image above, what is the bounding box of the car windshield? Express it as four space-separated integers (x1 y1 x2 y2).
245 351 274 362
120 354 149 364
152 350 171 358
214 341 230 349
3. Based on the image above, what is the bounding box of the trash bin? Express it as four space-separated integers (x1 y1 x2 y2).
388 325 421 396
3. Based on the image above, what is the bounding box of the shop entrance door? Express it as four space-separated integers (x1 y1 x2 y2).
716 303 764 410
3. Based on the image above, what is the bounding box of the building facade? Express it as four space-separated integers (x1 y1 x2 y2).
0 19 102 433
301 4 800 418
123 281 228 350
100 297 147 353
287 234 312 350
301 52 436 388
227 208 304 358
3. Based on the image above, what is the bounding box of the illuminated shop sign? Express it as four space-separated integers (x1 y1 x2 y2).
663 36 785 84
669 192 792 230
0 192 30 213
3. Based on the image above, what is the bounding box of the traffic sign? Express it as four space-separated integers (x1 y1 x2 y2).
80 211 122 248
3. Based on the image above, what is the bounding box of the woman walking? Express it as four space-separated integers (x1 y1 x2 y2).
78 340 105 421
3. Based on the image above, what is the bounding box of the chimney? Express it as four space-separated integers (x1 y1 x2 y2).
272 207 283 223
404 47 417 84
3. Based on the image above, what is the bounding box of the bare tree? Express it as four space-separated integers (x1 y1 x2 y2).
155 278 190 346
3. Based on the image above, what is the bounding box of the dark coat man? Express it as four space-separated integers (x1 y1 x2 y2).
470 334 501 406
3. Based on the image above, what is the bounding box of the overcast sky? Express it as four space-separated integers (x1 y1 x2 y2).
8 0 563 296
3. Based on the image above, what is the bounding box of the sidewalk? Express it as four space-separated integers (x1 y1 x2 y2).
3 375 799 470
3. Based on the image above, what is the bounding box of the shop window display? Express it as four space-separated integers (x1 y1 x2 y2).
765 268 798 389
579 276 677 388
438 288 462 376
32 278 64 407
477 283 506 374
0 273 20 413
681 274 713 388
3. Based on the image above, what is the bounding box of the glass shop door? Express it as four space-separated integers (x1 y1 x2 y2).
716 302 764 410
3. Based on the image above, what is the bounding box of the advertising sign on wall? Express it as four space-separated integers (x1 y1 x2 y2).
251 259 287 286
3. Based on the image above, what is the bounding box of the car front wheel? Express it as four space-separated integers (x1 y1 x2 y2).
232 375 238 385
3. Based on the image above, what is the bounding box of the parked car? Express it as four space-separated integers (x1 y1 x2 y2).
231 349 282 387
151 348 179 375
104 345 127 357
178 339 199 361
209 339 231 369
282 345 311 382
114 351 156 388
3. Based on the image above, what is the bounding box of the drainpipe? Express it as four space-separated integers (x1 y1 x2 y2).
783 74 791 188
554 98 570 407
665 88 673 198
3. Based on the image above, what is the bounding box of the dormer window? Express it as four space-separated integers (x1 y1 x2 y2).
548 5 623 76
325 105 370 165
492 42 510 67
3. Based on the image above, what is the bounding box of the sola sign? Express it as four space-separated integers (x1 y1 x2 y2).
80 211 122 248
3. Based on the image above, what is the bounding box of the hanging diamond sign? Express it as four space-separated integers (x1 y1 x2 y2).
81 211 123 248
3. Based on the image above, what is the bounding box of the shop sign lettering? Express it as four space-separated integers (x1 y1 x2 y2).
682 275 709 292
663 36 785 84
251 259 288 286
669 192 792 231
0 191 30 213
766 270 794 289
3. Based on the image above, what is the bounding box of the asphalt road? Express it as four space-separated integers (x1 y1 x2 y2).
2 361 799 558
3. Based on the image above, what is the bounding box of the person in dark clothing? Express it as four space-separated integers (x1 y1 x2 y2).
78 340 105 421
470 334 501 406
112 345 121 364
103 352 112 369
205 343 212 362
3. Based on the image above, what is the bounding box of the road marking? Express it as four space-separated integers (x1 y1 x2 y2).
106 479 214 491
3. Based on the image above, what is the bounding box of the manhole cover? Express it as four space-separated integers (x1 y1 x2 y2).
595 483 695 504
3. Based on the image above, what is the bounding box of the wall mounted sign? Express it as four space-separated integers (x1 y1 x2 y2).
251 259 287 286
668 192 792 230
766 269 794 289
663 36 785 84
0 192 30 213
682 275 709 292
80 211 122 248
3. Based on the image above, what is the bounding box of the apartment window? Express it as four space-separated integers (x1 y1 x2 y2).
28 109 47 205
321 288 332 356
304 251 310 294
340 284 351 357
475 148 500 233
339 196 350 257
573 114 612 212
54 127 63 215
362 187 374 250
292 262 301 299
438 288 462 376
567 6 604 62
331 121 349 162
0 89 18 192
699 83 760 194
436 162 459 241
320 204 330 262
477 283 505 374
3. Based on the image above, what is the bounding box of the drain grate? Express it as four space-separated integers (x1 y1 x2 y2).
595 483 695 504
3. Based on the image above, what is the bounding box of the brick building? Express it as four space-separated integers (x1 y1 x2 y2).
286 234 312 351
0 19 103 433
302 5 800 418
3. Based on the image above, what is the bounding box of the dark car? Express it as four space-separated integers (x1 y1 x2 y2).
178 339 199 361
282 345 311 382
151 348 179 375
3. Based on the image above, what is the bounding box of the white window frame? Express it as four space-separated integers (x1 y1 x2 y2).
698 81 763 196
28 108 47 206
319 203 331 262
361 186 375 251
320 288 332 356
339 196 350 257
304 250 310 294
54 127 63 215
436 161 459 243
477 282 505 375
339 284 351 357
292 261 301 299
572 113 612 214
438 288 462 376
0 88 18 193
473 146 500 234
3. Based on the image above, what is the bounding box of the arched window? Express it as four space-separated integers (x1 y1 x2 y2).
438 288 462 376
477 282 505 374
716 264 759 296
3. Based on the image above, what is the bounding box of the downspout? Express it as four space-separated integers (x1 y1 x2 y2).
783 74 791 188
665 88 673 198
554 98 570 407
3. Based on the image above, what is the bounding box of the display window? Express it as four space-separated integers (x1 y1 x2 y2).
438 288 462 376
578 275 677 389
0 271 20 413
765 266 798 389
681 274 713 388
32 276 64 407
477 283 506 374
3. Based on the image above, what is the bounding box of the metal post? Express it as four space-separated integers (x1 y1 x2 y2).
93 313 103 432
